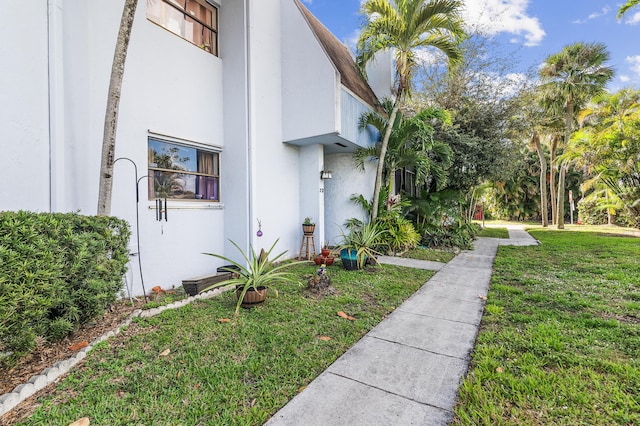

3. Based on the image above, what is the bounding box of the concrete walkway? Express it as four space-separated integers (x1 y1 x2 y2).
266 227 538 425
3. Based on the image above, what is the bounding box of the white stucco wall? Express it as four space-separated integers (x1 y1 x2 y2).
365 49 393 101
0 3 50 212
248 0 302 259
323 153 376 247
281 0 339 143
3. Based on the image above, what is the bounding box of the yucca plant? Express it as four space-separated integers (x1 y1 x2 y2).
203 239 303 317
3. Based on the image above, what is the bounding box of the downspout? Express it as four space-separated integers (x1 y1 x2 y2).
245 0 255 251
47 0 66 212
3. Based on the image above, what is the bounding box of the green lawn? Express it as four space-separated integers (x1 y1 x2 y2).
16 264 433 425
476 227 509 239
454 229 640 425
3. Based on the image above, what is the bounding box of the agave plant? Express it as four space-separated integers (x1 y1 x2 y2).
203 239 303 317
338 222 387 269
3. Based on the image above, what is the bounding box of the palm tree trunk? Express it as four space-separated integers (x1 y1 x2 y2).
556 161 567 229
97 0 138 216
549 135 558 225
371 99 400 221
532 132 548 227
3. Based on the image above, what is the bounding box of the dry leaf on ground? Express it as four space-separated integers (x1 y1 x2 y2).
159 349 171 357
218 318 231 323
318 336 332 341
337 311 355 321
68 341 89 351
68 418 90 426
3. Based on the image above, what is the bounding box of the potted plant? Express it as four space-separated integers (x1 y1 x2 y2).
338 222 386 270
302 217 315 235
321 242 331 257
203 239 303 317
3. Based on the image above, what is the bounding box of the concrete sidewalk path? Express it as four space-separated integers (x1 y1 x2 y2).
266 236 509 425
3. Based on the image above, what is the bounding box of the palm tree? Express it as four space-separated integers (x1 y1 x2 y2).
618 0 640 18
357 0 465 221
97 0 139 216
538 41 614 229
568 89 640 227
354 100 453 213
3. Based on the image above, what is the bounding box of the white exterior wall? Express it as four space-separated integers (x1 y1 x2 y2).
323 153 376 247
0 0 389 295
248 0 302 258
281 0 339 142
366 49 394 101
0 3 50 212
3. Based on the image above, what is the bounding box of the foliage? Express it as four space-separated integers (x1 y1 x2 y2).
17 264 434 425
618 0 640 18
338 222 387 268
355 99 453 197
421 218 479 249
568 88 640 228
348 191 419 255
0 212 130 367
538 41 614 228
303 217 314 225
454 230 640 425
415 32 529 197
203 239 305 318
375 215 421 255
357 0 466 220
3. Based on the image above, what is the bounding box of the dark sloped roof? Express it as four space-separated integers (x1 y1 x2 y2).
294 0 380 109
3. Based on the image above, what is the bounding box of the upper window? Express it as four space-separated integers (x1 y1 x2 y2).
148 138 220 201
147 0 218 55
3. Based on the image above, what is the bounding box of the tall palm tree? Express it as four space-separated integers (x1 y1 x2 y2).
618 0 639 18
357 0 465 221
354 100 453 216
97 0 139 215
537 41 614 229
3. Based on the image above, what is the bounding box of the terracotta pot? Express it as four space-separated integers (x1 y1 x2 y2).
324 255 334 266
321 248 331 257
236 286 268 308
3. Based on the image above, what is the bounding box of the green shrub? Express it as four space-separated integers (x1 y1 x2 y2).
375 215 420 255
0 211 130 367
420 220 479 250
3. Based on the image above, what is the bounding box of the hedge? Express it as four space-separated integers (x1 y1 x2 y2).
0 211 130 367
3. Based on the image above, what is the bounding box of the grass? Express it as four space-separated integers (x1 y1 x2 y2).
453 229 640 425
403 246 457 263
16 263 433 425
477 227 509 239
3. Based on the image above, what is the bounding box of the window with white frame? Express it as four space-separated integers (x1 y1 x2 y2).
148 138 220 201
147 0 218 55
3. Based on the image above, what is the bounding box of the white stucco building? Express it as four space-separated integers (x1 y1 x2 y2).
0 0 391 295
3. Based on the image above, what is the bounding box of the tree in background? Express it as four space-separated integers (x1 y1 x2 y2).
568 88 640 228
538 42 614 229
415 31 527 222
357 0 465 221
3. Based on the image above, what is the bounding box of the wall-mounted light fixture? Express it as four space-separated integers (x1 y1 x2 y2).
320 170 333 179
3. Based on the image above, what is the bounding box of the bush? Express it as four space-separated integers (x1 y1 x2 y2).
0 211 130 367
375 215 420 255
420 219 479 250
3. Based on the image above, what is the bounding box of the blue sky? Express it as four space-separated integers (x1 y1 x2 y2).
301 0 640 90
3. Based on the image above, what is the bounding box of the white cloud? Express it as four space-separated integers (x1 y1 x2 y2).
620 75 631 82
625 11 640 25
626 55 640 76
573 7 611 24
461 0 545 46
